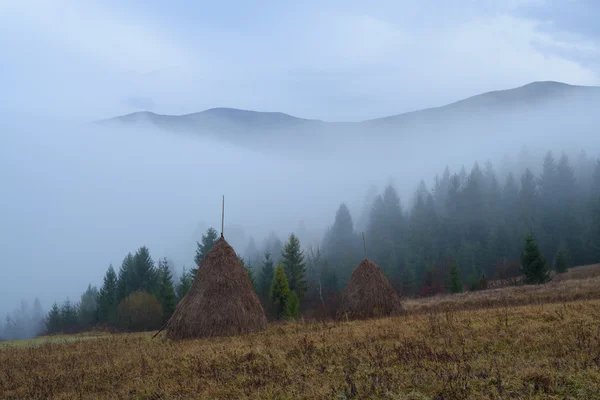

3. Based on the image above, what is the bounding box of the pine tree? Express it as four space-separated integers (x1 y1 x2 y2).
238 254 257 292
60 299 79 333
555 247 568 273
281 233 307 299
117 253 134 302
192 227 219 275
79 284 98 328
176 267 193 301
323 203 358 274
589 197 600 262
519 169 538 231
45 302 62 335
285 291 300 319
258 252 275 299
97 264 118 325
270 264 291 319
478 272 489 290
132 246 158 294
521 233 550 284
447 259 463 293
32 298 44 336
156 257 177 321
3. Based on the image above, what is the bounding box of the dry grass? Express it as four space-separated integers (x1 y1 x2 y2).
404 274 600 316
3 267 600 399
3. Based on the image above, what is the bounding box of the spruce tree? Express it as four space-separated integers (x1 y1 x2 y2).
97 264 118 325
447 259 463 293
192 227 218 275
520 233 550 284
555 248 568 273
117 253 134 302
45 302 62 335
478 272 489 290
32 298 44 336
156 257 177 321
79 284 98 328
60 299 79 333
590 197 600 262
238 254 257 292
258 252 275 299
132 246 158 294
176 267 193 301
281 233 307 299
270 264 291 319
285 291 300 319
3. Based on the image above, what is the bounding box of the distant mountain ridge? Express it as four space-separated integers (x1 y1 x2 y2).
102 81 600 127
98 81 600 157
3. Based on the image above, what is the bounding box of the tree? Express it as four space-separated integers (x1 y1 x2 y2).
97 264 119 325
281 233 307 299
447 259 463 293
238 254 257 292
193 227 219 275
270 264 291 319
117 291 163 332
45 303 62 335
60 299 79 334
117 253 134 302
520 233 550 284
79 284 98 329
478 272 489 290
258 252 275 299
285 291 300 319
156 258 177 321
519 169 538 231
589 197 600 262
555 247 568 273
176 267 194 301
132 246 158 294
32 298 44 336
244 237 261 268
323 203 358 279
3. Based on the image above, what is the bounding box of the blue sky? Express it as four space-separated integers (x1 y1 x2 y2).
1 0 599 121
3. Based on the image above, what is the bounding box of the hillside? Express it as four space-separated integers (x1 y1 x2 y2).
101 81 600 134
3 266 600 398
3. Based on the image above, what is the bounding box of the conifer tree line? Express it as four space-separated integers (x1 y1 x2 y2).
16 148 600 336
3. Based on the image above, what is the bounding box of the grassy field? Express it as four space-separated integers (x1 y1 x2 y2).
2 267 600 399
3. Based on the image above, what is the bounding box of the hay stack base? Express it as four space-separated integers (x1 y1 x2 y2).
339 259 404 320
166 237 267 340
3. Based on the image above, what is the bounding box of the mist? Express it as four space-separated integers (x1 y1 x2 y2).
2 85 600 323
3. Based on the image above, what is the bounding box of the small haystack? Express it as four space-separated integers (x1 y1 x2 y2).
165 237 267 340
338 259 404 320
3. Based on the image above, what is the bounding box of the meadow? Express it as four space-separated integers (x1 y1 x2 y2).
2 266 600 399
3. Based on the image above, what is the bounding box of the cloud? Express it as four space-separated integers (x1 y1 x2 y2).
0 0 598 121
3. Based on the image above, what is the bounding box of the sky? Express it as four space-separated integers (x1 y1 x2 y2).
1 0 599 122
1 0 600 324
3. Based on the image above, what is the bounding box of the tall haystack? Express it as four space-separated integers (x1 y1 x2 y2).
338 259 404 320
165 237 267 340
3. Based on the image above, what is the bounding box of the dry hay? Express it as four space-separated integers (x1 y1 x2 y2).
165 237 267 340
338 259 404 320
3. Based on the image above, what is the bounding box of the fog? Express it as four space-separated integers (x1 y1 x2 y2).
2 86 600 322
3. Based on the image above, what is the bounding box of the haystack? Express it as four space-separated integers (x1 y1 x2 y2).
338 259 404 320
165 237 267 340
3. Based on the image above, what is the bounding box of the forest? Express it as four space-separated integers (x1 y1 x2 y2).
2 148 599 339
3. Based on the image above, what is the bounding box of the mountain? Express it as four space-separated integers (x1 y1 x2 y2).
98 81 600 155
364 81 600 127
102 81 600 128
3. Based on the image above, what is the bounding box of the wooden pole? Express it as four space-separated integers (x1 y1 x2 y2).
362 232 367 260
152 322 168 339
221 195 225 238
